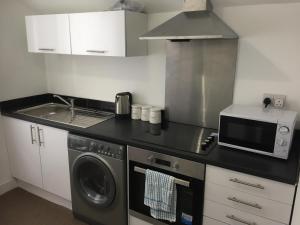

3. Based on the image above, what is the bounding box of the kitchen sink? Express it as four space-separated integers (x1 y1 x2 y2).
17 103 114 128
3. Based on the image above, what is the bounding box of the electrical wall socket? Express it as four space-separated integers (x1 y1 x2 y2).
274 95 286 108
263 93 286 108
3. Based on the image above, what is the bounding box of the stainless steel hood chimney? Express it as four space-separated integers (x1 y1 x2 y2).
140 0 238 40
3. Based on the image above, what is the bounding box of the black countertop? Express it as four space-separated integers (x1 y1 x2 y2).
2 110 300 185
1 94 299 185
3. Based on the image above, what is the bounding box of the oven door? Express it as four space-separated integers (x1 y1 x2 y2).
128 161 204 225
219 115 277 153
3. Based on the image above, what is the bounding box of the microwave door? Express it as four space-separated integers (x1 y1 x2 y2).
219 116 277 153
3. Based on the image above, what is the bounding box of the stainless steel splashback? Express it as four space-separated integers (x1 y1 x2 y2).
165 39 238 129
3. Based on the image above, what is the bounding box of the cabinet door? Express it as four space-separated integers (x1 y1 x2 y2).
25 14 71 54
129 215 152 225
291 183 300 225
70 11 126 57
3 117 43 188
203 217 227 225
38 125 71 200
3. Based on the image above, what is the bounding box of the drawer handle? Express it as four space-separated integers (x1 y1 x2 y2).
229 178 265 190
226 214 257 225
86 50 107 54
38 48 55 51
30 125 36 144
37 127 45 147
228 197 262 209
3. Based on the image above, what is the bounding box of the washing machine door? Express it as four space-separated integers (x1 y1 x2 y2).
72 153 116 208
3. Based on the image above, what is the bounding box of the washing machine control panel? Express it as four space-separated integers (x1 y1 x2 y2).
68 134 126 160
89 141 125 160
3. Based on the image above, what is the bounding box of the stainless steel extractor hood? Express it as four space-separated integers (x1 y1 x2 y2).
140 0 238 40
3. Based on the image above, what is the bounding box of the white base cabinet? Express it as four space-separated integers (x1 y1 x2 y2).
3 118 43 188
203 217 227 225
129 215 152 225
38 125 71 200
204 165 296 225
3 117 71 200
291 179 300 225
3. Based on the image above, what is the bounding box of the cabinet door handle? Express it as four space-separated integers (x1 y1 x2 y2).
37 127 45 147
30 125 36 144
227 197 262 209
86 50 107 54
229 178 265 190
226 214 257 225
38 48 55 51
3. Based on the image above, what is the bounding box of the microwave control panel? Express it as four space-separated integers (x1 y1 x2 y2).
274 124 295 159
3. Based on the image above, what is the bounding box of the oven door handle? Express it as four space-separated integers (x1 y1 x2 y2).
134 166 190 188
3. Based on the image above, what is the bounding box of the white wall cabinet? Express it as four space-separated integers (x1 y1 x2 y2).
25 14 71 54
3 117 71 200
25 11 147 57
70 11 125 57
70 11 147 57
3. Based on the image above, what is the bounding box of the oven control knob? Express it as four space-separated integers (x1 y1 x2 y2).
173 162 180 170
279 126 290 135
207 136 215 142
147 155 154 164
201 142 208 151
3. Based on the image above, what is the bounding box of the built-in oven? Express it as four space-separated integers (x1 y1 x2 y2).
128 146 205 225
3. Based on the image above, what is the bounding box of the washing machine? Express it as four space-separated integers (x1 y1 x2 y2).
68 134 127 225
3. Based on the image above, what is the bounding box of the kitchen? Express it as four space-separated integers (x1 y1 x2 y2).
0 0 300 225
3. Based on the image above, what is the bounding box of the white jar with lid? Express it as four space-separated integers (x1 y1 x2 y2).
131 104 142 120
141 105 152 121
149 107 162 124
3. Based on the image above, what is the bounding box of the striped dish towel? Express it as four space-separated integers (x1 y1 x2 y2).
144 169 177 222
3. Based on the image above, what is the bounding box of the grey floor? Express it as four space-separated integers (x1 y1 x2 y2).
0 188 87 225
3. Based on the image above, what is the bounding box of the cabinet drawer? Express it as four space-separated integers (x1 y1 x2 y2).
204 200 286 225
205 182 292 224
203 217 227 225
206 165 295 204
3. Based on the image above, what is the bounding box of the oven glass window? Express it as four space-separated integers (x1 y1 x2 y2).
129 162 203 225
219 116 277 153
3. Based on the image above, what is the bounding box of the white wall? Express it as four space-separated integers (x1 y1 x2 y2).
45 3 300 121
46 12 177 107
0 0 47 101
0 0 47 189
0 116 12 187
214 3 300 115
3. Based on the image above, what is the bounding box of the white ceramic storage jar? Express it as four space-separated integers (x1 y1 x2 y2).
131 104 142 120
141 105 152 122
149 107 162 124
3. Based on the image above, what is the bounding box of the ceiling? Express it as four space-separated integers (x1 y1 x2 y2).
17 0 300 14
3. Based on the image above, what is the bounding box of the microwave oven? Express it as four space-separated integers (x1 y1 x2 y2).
218 105 297 159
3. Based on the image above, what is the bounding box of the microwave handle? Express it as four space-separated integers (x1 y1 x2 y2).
134 166 190 188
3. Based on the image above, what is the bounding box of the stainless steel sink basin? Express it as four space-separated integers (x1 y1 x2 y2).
17 103 114 128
